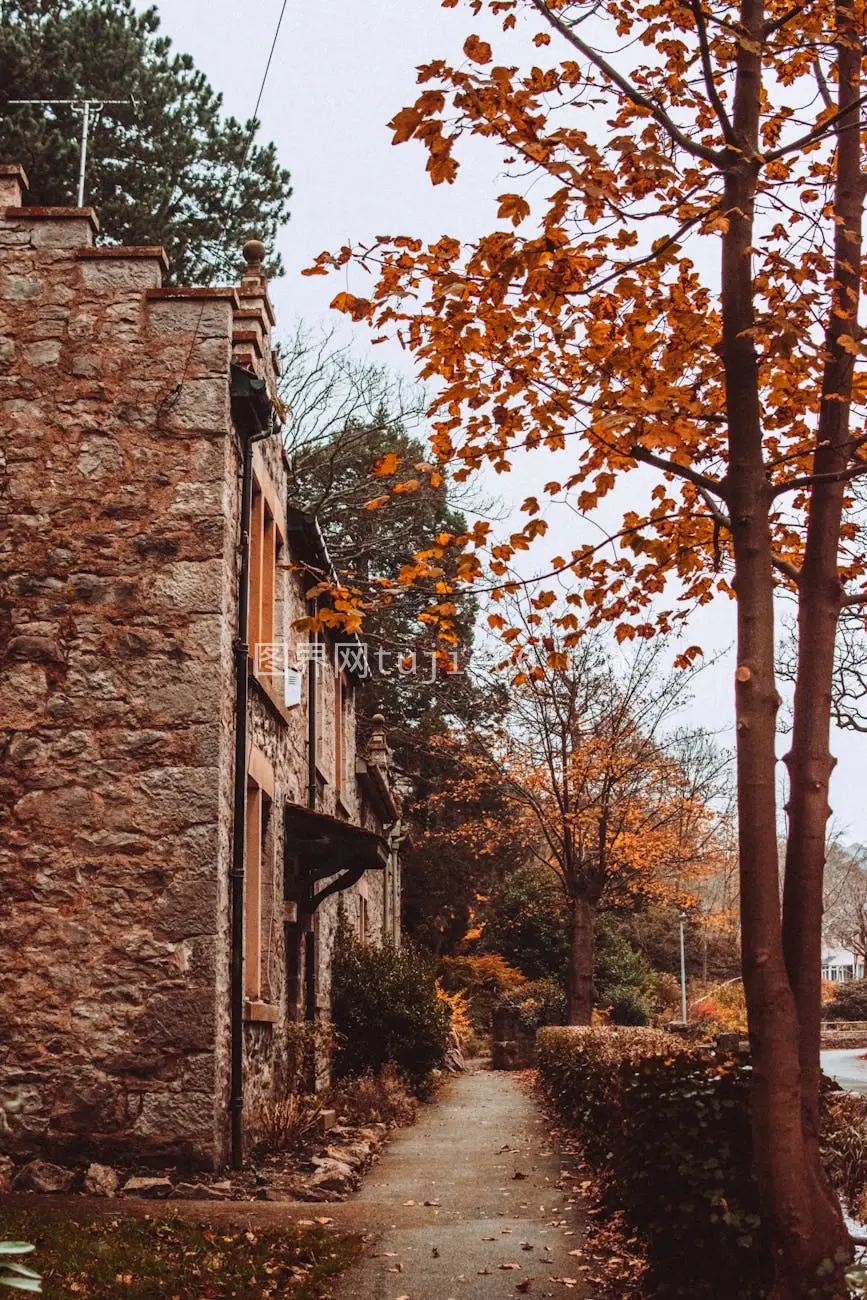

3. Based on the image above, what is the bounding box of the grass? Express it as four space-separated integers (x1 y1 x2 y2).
0 1206 361 1299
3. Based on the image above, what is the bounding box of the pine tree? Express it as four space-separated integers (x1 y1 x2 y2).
0 0 292 283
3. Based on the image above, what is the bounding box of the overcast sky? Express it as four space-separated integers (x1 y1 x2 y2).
140 0 865 841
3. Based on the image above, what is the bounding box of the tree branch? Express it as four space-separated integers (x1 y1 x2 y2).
687 0 735 141
769 462 867 498
629 443 729 499
697 486 801 584
765 92 867 163
530 0 724 166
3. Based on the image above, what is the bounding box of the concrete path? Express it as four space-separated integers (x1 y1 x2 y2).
822 1048 867 1095
330 1069 588 1300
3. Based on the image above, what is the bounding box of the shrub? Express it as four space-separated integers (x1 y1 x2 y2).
499 978 567 1030
644 969 682 1021
438 953 527 1034
822 1089 867 1214
254 1095 323 1156
435 980 473 1050
331 920 449 1091
690 980 748 1034
603 983 651 1026
537 1026 770 1298
595 912 650 1000
823 980 867 1022
329 1064 418 1128
480 867 570 980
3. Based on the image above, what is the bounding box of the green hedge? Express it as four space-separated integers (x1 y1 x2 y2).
537 1026 771 1298
331 919 449 1092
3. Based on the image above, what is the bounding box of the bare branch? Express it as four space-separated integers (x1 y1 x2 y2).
530 0 724 167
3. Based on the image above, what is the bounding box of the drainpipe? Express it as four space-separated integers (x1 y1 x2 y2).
306 632 318 813
229 375 273 1171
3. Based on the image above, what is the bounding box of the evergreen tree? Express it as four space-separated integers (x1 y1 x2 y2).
0 0 291 283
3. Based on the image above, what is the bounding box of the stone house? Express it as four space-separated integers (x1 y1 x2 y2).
0 163 401 1171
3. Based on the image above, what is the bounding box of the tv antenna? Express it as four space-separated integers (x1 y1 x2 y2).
6 97 138 206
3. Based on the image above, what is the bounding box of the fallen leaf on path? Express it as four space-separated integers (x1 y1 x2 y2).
403 1200 415 1206
315 1216 333 1225
513 1171 528 1180
423 1199 441 1206
516 1281 535 1294
520 1242 533 1251
500 1262 520 1269
478 1267 492 1275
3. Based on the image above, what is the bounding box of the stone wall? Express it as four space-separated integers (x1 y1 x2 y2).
0 165 401 1169
0 168 236 1167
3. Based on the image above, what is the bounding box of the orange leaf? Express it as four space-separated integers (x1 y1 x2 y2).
464 34 493 63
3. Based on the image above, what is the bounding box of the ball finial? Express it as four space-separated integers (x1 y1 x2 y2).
242 238 266 270
372 713 386 725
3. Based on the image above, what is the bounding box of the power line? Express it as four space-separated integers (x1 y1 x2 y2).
245 0 289 164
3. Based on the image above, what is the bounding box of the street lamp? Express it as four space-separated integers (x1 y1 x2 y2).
679 911 688 1024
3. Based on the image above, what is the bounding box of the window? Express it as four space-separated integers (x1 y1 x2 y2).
245 745 277 1018
248 452 284 682
358 894 369 944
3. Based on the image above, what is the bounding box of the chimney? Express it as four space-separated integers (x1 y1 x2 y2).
0 164 29 207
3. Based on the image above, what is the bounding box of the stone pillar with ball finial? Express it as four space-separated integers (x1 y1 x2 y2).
232 236 279 389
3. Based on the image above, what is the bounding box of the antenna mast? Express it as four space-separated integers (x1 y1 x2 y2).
6 97 137 205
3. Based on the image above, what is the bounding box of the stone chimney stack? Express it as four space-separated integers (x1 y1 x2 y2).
0 163 28 207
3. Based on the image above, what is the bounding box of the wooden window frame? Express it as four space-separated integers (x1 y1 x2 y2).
244 745 278 1021
248 449 289 720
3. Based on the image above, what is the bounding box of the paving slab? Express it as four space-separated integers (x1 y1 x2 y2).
330 1068 589 1300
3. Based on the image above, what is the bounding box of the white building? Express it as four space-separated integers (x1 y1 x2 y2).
821 945 865 982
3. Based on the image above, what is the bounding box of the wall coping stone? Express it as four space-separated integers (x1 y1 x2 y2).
147 287 240 307
77 246 170 271
5 205 99 232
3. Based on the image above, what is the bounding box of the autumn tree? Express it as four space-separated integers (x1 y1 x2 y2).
0 0 291 282
474 629 723 1021
308 0 867 1284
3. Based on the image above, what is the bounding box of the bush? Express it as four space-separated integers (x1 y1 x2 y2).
499 978 567 1030
329 1064 418 1128
690 980 748 1034
823 1089 867 1215
254 1095 323 1156
438 953 527 1034
595 912 650 1000
603 983 651 1026
823 980 867 1022
331 920 449 1091
537 1026 770 1298
480 868 570 980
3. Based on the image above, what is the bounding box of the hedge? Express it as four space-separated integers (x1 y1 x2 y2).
537 1026 771 1298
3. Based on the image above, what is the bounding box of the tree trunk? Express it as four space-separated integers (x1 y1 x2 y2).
566 894 595 1025
723 2 849 1290
781 0 863 1269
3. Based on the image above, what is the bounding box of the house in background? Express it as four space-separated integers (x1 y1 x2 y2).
0 162 401 1171
821 945 865 983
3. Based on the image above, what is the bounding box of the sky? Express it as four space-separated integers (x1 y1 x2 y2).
138 0 865 841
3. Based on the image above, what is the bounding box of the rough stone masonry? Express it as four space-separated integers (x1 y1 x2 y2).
0 163 400 1172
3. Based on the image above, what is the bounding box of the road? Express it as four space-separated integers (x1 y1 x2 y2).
821 1048 867 1096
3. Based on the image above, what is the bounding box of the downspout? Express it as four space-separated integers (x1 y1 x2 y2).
304 632 318 1029
229 380 273 1171
306 631 317 812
